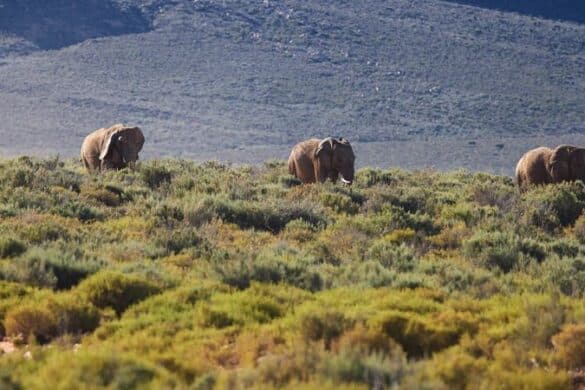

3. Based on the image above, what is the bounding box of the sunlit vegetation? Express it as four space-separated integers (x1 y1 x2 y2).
0 156 584 389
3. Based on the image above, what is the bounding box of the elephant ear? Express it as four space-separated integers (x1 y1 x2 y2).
99 124 124 160
315 137 335 157
549 145 573 182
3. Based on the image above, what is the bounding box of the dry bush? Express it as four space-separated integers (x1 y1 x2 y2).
552 323 585 369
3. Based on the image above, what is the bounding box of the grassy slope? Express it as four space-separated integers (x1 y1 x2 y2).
0 0 584 173
0 157 584 388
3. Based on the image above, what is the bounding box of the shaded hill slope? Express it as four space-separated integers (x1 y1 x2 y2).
0 0 584 173
446 0 585 24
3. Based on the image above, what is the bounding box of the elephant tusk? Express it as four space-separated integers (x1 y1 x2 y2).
340 177 352 185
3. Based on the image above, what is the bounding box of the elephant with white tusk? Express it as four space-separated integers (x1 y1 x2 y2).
80 124 145 172
288 137 355 185
515 145 585 191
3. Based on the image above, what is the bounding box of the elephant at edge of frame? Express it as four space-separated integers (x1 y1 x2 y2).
80 124 145 172
515 145 585 191
288 137 355 185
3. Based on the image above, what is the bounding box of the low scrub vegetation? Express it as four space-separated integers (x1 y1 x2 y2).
0 157 583 389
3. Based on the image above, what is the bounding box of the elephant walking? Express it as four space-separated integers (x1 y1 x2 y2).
515 145 585 191
288 137 355 185
80 124 145 172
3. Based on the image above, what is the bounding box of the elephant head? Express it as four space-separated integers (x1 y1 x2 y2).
99 125 144 169
548 145 572 182
568 147 585 182
315 137 355 185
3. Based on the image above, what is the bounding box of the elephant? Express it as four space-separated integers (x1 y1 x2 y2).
80 124 145 171
288 137 355 185
515 145 585 191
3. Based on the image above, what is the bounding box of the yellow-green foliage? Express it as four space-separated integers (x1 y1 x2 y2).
77 271 161 315
552 323 585 369
0 157 583 388
4 303 57 343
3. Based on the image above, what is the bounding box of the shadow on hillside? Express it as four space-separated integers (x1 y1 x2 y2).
445 0 585 24
0 0 152 50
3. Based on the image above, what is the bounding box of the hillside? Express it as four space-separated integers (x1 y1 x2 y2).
447 0 585 24
0 0 584 173
0 157 584 388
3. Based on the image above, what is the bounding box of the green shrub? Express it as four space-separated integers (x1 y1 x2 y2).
203 197 326 233
352 206 438 236
545 238 581 258
141 164 172 189
300 310 352 349
392 187 430 214
319 349 408 388
250 258 323 292
197 293 283 328
196 303 237 328
4 291 100 343
80 184 124 207
19 221 69 244
214 246 323 292
282 219 316 243
573 213 585 244
521 183 585 232
0 238 26 258
320 193 359 214
469 180 515 211
9 168 34 188
0 282 36 336
4 303 57 343
356 168 396 187
463 231 541 272
1 248 101 290
332 323 402 356
250 245 322 291
366 242 416 271
394 273 431 289
53 200 103 221
0 205 17 218
154 203 184 226
183 199 217 227
49 257 102 290
329 261 396 288
0 256 58 288
516 239 546 263
77 272 161 315
28 350 175 389
542 257 585 297
374 310 461 358
154 228 202 255
47 294 100 336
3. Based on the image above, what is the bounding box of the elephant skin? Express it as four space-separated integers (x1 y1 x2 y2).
80 124 145 172
288 137 355 185
515 145 585 191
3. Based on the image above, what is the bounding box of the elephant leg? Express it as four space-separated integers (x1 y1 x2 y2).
288 158 296 177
